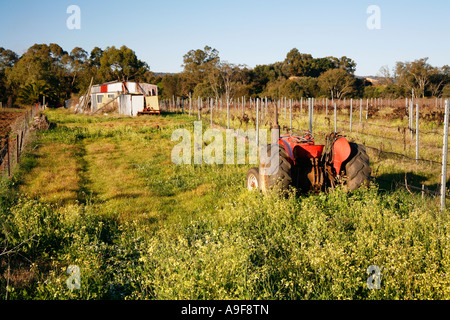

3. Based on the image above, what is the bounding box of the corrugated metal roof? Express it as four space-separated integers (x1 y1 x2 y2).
91 81 158 95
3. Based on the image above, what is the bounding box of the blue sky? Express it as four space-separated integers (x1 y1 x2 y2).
0 0 449 76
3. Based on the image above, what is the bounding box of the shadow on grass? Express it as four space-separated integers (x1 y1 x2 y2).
10 140 42 190
374 172 445 196
73 141 99 205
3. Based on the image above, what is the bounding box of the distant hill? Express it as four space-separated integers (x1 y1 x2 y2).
355 75 382 85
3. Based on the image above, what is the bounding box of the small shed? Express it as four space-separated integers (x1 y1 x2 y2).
90 81 159 116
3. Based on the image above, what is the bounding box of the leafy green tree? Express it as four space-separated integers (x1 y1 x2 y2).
309 57 336 77
89 47 103 68
7 44 53 86
335 56 357 74
263 77 320 99
218 61 245 101
294 77 320 97
390 59 450 98
279 79 302 99
442 83 450 98
193 81 215 99
0 48 18 70
182 46 219 75
0 47 19 106
281 49 354 78
73 46 104 93
160 73 182 99
17 80 55 105
428 65 449 97
262 79 284 99
408 58 433 98
63 47 88 90
318 69 356 99
98 46 149 82
7 43 70 104
181 46 220 96
252 63 285 95
282 48 313 77
395 58 433 98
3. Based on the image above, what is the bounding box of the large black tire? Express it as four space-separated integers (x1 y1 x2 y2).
259 143 292 193
246 167 260 191
344 143 371 191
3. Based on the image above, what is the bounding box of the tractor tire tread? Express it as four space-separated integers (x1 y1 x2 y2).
345 143 371 191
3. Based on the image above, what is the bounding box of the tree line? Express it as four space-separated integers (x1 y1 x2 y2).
0 44 155 107
1 44 449 107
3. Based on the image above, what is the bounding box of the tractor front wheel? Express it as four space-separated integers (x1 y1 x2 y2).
246 167 260 191
259 143 292 193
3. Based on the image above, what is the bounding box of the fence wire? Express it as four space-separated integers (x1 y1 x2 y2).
0 104 44 179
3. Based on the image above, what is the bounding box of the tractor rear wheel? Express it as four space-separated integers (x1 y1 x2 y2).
246 167 260 191
344 143 371 191
259 143 292 193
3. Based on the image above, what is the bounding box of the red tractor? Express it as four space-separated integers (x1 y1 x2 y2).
246 108 371 194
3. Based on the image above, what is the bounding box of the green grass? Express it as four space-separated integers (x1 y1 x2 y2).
0 108 449 300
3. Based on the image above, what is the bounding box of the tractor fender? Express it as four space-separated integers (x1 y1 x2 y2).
279 138 295 163
332 137 352 175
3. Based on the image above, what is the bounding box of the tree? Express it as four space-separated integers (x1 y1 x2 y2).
309 57 336 77
17 80 55 105
161 73 181 99
252 63 285 95
89 47 103 68
73 46 104 93
98 46 149 82
0 47 19 106
280 79 302 99
7 44 54 86
318 69 356 99
336 56 357 74
182 46 219 75
181 46 220 96
428 65 449 97
218 61 243 102
193 81 215 99
294 77 320 97
408 58 433 98
6 43 69 104
207 66 222 98
63 47 88 90
377 65 394 86
0 48 19 70
442 83 450 98
395 58 433 98
282 48 313 77
327 56 357 74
